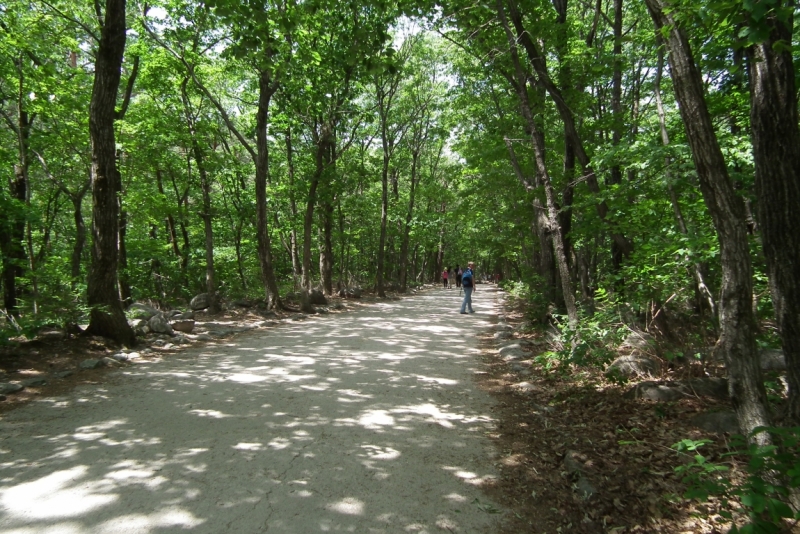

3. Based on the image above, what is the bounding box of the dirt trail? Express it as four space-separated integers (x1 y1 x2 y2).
0 287 505 533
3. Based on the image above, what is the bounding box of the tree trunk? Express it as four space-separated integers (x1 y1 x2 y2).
285 128 301 279
180 78 218 313
254 68 282 309
319 200 334 295
71 193 87 287
118 206 132 305
376 154 389 298
645 0 770 441
85 0 135 346
399 149 420 293
746 9 800 423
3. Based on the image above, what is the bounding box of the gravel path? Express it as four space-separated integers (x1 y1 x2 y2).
0 287 505 534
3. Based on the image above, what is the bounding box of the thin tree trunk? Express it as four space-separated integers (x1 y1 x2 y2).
85 0 135 346
654 44 717 318
285 128 301 279
746 8 800 423
180 78 218 313
645 0 770 441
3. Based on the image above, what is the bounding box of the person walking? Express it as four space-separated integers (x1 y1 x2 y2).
442 267 449 289
460 262 475 314
455 265 463 288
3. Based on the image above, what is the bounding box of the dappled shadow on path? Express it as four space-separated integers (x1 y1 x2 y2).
0 289 504 533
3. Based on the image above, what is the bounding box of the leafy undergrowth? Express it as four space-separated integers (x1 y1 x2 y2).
474 305 796 533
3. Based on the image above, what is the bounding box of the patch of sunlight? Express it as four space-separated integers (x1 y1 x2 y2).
300 383 330 392
0 466 117 519
268 437 292 450
1 522 84 533
233 442 264 451
172 447 208 458
414 375 458 386
105 466 167 489
226 373 268 383
360 445 401 460
325 497 365 515
444 492 468 502
261 355 315 365
292 490 314 497
189 409 232 419
358 410 395 429
96 507 205 533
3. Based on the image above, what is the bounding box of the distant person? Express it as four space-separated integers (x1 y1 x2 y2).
442 267 449 289
460 262 475 314
455 265 463 288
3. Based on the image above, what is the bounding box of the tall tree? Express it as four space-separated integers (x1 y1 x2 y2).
85 0 136 345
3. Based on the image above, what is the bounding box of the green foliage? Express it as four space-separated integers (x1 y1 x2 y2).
673 428 800 532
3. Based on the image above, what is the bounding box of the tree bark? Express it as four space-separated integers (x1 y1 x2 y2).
254 68 282 309
746 8 800 422
497 0 577 323
645 0 770 441
85 0 135 346
285 128 301 280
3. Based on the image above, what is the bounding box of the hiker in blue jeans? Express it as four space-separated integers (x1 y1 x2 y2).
460 262 475 314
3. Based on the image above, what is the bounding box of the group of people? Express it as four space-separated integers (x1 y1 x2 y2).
442 263 476 314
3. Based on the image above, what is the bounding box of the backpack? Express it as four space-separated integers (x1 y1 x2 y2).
462 269 473 287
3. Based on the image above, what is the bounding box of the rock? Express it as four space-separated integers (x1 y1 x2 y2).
127 303 160 320
332 303 344 310
316 307 329 314
690 410 740 435
129 318 148 330
110 353 130 363
512 381 539 392
499 343 527 361
151 339 166 347
177 311 195 320
54 371 74 379
194 334 212 341
174 335 190 345
148 314 174 335
510 363 531 374
232 299 252 308
337 289 346 297
101 357 122 367
681 377 729 400
621 331 655 352
606 354 661 378
190 293 211 310
346 288 362 299
291 314 306 321
172 320 195 333
563 450 596 500
760 349 786 371
308 289 328 305
126 352 141 360
0 383 24 395
162 343 174 350
496 323 513 331
79 359 103 370
494 331 512 341
21 377 47 387
624 381 684 402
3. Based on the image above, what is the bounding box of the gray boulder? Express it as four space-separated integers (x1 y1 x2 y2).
681 377 729 400
79 359 103 370
101 357 122 367
190 293 211 310
346 288 362 298
499 343 527 361
54 371 74 379
620 331 656 352
21 377 47 387
494 331 513 341
760 349 786 371
690 410 740 435
127 303 160 320
309 289 328 305
0 383 24 395
606 354 661 378
624 381 684 402
172 320 195 333
148 314 174 335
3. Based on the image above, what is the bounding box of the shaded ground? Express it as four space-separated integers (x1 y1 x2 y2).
0 287 507 533
476 294 799 534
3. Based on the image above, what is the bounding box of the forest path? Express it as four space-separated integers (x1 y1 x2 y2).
0 286 505 533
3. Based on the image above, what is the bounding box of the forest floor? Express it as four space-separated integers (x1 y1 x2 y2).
0 287 792 533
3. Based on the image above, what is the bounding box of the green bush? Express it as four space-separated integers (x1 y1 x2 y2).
674 427 800 533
